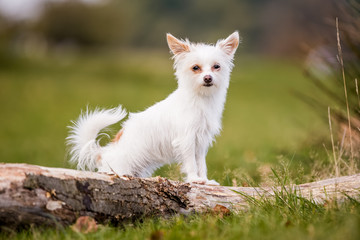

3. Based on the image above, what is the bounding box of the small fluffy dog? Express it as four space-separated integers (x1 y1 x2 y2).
67 32 239 185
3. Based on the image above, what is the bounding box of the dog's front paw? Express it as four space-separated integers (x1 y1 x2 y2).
206 179 220 186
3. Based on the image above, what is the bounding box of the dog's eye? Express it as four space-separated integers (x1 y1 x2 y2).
192 65 200 71
213 64 221 70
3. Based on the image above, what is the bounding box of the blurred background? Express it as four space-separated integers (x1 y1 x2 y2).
0 0 348 56
0 0 359 185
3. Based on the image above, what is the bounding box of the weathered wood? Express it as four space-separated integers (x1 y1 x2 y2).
0 163 359 228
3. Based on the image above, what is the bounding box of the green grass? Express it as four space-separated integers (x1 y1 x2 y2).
0 51 326 179
1 50 357 239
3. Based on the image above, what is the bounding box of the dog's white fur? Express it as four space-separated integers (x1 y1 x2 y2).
67 32 239 185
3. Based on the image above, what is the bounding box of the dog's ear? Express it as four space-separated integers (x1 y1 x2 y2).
167 33 190 55
217 31 240 56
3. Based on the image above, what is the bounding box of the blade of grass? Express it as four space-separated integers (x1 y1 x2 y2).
355 78 360 109
336 17 354 163
328 107 339 177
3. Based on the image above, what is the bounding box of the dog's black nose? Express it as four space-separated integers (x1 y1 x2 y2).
204 75 212 83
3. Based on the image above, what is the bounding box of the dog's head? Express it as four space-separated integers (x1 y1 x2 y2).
167 32 239 96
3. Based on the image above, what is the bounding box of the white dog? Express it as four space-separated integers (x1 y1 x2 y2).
67 32 239 185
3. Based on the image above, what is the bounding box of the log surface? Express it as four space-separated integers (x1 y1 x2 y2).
0 163 359 228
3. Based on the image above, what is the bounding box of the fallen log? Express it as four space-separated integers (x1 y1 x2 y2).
0 163 359 229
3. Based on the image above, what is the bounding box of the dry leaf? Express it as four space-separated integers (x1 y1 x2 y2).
71 216 98 234
213 204 231 218
150 230 164 240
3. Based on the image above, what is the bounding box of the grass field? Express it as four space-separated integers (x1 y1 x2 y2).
0 51 327 180
1 50 359 239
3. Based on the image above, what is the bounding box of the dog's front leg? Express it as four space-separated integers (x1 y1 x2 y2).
196 146 208 179
196 146 220 186
182 157 202 183
173 135 204 183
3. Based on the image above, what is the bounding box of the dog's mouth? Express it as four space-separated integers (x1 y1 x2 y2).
203 83 213 87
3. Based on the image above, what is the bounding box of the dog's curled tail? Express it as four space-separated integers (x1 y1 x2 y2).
67 105 127 171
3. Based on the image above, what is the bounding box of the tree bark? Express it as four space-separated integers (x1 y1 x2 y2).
0 163 359 229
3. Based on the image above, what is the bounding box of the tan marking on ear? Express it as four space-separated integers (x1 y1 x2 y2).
218 31 240 56
113 129 124 143
219 38 239 55
167 33 190 55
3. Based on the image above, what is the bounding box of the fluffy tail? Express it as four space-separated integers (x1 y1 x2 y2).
67 105 127 171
